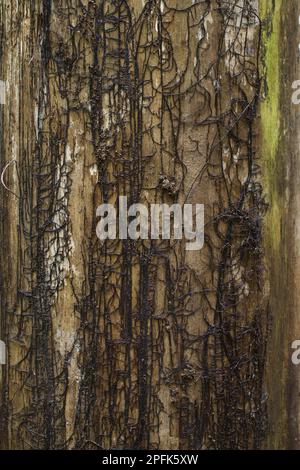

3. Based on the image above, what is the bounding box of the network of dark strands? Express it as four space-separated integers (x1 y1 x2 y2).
0 0 269 450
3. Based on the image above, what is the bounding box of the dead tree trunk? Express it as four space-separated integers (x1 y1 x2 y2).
0 0 282 450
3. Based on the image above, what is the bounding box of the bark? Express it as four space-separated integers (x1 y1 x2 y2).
0 0 291 450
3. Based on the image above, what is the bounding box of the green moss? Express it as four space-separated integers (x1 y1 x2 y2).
260 0 282 253
260 0 287 450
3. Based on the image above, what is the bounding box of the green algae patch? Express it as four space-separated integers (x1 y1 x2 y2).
260 0 283 255
260 0 288 450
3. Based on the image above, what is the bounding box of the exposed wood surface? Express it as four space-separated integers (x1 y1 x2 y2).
0 0 297 450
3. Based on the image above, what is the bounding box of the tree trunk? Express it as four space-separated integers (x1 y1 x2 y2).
0 0 297 450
